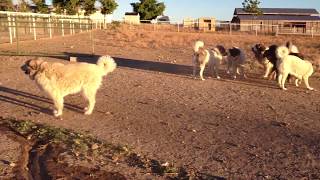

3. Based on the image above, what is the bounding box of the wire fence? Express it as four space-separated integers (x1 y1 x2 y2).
1 11 320 56
0 11 99 56
126 19 320 37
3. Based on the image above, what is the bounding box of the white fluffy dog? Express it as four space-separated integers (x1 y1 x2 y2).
276 46 314 90
192 40 226 80
21 56 117 116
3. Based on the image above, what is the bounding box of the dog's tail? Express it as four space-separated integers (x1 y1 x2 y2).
194 40 204 53
97 55 117 75
276 46 290 59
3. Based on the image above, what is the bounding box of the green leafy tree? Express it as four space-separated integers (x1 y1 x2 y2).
17 0 31 12
65 0 80 15
32 0 49 13
242 0 262 15
53 0 98 15
131 0 165 20
82 0 96 15
0 0 14 11
52 0 66 14
53 0 81 15
99 0 118 15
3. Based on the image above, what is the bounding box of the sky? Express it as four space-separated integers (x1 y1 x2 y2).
13 0 320 22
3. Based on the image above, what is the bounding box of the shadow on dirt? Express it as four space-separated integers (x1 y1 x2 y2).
0 86 83 115
55 52 280 90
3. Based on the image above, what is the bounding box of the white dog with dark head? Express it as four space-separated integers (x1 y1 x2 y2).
192 41 227 80
21 56 116 117
276 46 314 90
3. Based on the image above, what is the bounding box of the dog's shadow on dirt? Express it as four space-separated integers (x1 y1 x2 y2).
56 52 280 90
0 86 83 116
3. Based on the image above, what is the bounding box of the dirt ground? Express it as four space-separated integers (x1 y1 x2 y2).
0 27 320 179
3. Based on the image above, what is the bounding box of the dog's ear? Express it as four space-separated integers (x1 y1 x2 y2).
28 59 37 69
27 58 47 72
39 62 48 72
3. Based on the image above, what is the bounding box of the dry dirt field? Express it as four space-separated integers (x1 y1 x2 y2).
0 26 320 179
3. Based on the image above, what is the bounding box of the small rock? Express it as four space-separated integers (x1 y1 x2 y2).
9 162 16 167
27 135 32 140
91 143 99 150
161 162 169 167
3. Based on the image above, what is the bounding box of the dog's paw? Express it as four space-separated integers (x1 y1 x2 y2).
216 76 221 80
307 87 314 91
84 111 92 115
53 110 62 117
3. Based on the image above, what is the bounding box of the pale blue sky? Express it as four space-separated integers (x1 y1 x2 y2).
14 0 320 22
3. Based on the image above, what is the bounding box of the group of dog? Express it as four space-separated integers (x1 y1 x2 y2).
20 40 316 117
192 40 316 91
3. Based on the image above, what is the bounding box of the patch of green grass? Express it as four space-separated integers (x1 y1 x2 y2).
0 117 193 178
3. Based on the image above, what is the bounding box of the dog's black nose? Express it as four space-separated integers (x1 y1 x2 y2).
21 64 30 74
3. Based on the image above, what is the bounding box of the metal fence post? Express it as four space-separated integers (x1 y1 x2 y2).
311 27 314 38
49 16 52 38
229 22 232 35
61 19 64 36
255 24 258 36
90 21 94 54
70 19 72 34
177 23 180 32
13 16 16 38
32 16 37 40
15 18 19 55
7 15 13 44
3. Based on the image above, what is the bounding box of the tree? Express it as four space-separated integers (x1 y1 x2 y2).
99 0 118 15
17 0 31 12
53 0 81 15
52 0 66 14
131 0 165 20
82 0 96 15
242 0 262 15
32 0 49 13
53 0 99 15
0 0 14 11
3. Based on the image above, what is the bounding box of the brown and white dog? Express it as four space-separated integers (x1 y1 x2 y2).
21 56 116 117
276 46 314 90
252 42 304 79
252 44 277 79
192 41 227 80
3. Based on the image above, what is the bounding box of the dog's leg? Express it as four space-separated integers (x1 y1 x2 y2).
295 79 300 87
192 55 197 78
192 64 197 78
239 65 247 79
199 65 205 81
264 63 273 78
226 57 232 74
277 73 282 86
53 96 64 117
231 63 237 79
303 76 314 91
212 63 220 79
83 88 97 115
280 73 289 90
